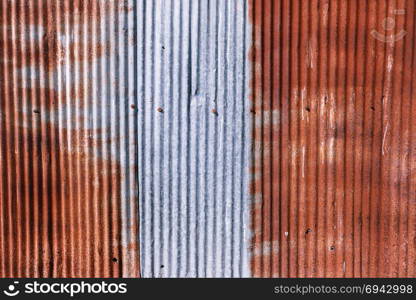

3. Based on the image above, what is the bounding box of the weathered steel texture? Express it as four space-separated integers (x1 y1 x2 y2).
137 0 252 277
249 0 416 277
0 0 139 277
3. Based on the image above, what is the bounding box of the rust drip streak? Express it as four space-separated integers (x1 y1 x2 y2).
0 0 139 277
249 0 416 277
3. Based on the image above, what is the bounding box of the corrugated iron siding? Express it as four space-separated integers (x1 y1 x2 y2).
0 0 139 277
249 0 416 277
137 0 252 277
3 0 416 279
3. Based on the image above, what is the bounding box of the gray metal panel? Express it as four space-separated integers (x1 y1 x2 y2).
137 0 252 277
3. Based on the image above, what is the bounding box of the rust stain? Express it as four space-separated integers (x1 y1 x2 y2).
0 0 139 277
249 0 416 277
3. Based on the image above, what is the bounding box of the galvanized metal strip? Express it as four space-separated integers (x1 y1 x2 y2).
137 0 252 278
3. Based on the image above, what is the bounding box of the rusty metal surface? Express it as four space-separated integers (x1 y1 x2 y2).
249 0 416 277
2 0 416 279
0 0 139 277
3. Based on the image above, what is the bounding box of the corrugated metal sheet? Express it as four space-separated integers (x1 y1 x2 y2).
2 0 416 279
137 0 252 277
249 0 416 277
0 0 139 277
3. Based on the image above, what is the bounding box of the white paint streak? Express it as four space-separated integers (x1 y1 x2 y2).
382 123 390 156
